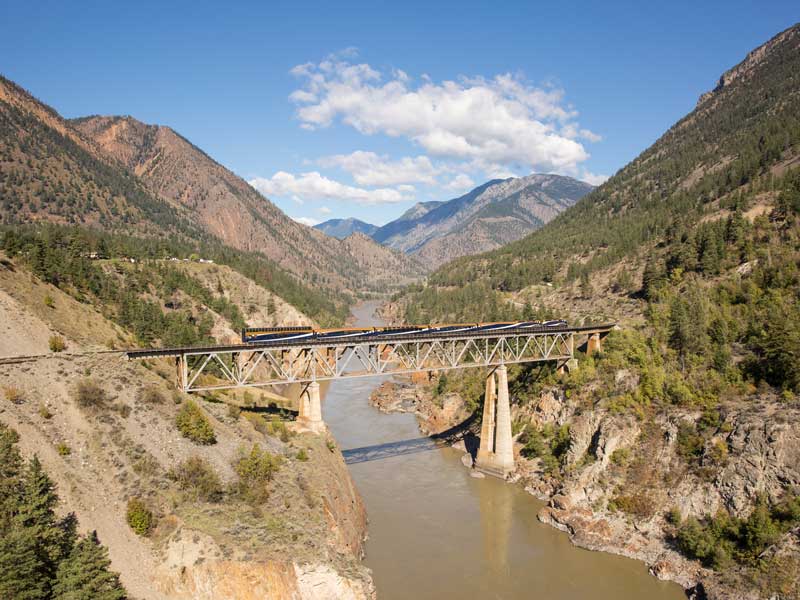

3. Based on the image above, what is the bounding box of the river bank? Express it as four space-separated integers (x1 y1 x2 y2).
370 369 800 600
326 301 685 600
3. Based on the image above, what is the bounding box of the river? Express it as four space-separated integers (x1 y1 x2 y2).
323 302 685 600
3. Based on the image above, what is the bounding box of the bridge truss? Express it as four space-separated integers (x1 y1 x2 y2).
132 329 583 392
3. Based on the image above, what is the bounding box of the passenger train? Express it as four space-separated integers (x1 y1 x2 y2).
241 320 569 344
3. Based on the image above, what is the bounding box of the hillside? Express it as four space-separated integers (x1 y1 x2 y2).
372 174 593 268
71 115 421 293
314 218 377 239
392 23 800 599
0 242 374 598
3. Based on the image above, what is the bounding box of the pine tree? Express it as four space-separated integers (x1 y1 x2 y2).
0 525 49 600
17 456 75 581
52 531 126 600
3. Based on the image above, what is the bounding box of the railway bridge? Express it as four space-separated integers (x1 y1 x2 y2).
126 321 615 478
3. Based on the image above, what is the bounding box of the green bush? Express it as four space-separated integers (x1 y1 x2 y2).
126 498 154 536
296 448 309 462
176 400 216 445
674 495 799 570
676 421 704 464
56 442 71 456
169 456 222 502
234 444 281 504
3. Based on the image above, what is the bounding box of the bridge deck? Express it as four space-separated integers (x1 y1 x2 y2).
125 322 616 360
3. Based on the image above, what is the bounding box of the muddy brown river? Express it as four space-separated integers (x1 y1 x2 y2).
323 302 684 600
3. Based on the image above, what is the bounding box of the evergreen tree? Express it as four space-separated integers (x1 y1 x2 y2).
0 525 49 600
52 532 126 600
17 456 75 582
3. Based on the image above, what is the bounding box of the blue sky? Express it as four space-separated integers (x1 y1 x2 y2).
1 1 797 226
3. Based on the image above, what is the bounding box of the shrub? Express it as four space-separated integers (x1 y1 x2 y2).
126 497 154 536
43 294 54 308
49 335 66 352
296 448 309 462
38 403 53 419
676 421 704 463
170 456 222 502
136 385 165 405
611 493 656 519
234 444 281 504
326 438 336 452
610 447 630 466
268 416 291 442
56 442 71 456
3 386 24 404
227 404 241 420
667 506 683 526
73 378 109 409
176 400 216 445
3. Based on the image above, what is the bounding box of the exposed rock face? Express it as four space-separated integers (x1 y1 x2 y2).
698 24 800 105
371 174 593 268
157 532 374 600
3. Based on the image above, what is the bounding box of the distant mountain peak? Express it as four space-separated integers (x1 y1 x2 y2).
371 173 594 268
314 218 378 240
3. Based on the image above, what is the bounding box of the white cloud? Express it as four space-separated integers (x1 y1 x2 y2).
318 206 332 215
249 171 413 205
292 216 320 227
319 151 439 186
444 174 475 193
580 170 609 186
290 57 595 173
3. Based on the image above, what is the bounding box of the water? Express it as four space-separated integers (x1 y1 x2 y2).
323 302 684 600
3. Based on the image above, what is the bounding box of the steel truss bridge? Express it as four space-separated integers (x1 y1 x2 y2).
125 323 615 393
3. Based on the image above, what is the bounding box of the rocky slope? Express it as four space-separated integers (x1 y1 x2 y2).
371 174 593 268
71 115 421 293
0 254 374 599
315 218 378 240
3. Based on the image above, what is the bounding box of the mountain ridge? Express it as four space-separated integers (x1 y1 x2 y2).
372 173 593 268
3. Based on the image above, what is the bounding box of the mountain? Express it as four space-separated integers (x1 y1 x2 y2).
415 24 800 295
70 115 421 293
394 23 800 598
372 174 593 268
314 217 378 239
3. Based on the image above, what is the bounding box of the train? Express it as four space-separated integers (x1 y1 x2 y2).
241 320 569 344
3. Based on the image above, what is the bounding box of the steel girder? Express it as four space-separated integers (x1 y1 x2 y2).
175 331 575 392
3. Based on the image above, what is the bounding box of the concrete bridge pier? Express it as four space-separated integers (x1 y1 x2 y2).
475 364 515 478
297 381 325 433
587 332 602 355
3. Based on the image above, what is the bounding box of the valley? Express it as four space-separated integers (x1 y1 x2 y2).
1 15 799 600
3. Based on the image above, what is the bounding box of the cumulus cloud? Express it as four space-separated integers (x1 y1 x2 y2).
444 174 475 193
580 170 609 186
318 206 332 215
249 171 413 205
290 57 599 174
319 151 439 186
292 216 320 227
